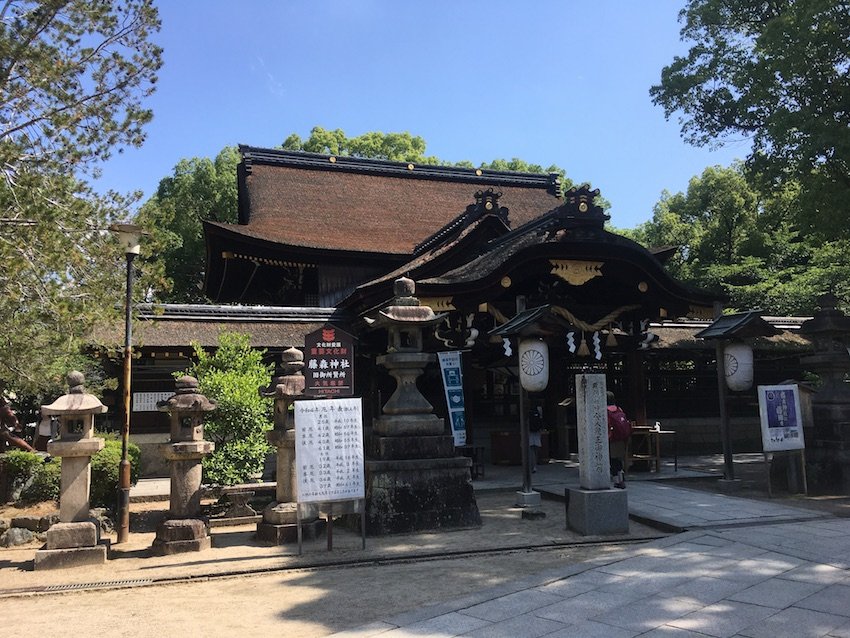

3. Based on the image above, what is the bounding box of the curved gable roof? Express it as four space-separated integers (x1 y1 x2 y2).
217 146 563 255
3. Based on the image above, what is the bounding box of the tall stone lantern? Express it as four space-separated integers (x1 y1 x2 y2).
800 294 850 489
364 277 481 534
152 375 215 555
34 371 108 569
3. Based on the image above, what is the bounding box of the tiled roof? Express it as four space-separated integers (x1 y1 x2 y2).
90 304 340 348
218 147 562 255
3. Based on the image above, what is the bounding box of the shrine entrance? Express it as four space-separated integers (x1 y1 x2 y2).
340 186 720 476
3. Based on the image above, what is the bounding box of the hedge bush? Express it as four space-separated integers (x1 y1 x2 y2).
20 458 61 502
90 437 141 508
1 436 140 508
183 332 274 485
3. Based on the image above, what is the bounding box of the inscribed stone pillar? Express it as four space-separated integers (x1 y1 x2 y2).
575 373 610 490
568 373 628 535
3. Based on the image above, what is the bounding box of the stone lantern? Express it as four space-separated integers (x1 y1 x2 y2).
34 371 108 569
800 294 850 490
370 276 447 438
152 375 215 555
256 346 324 543
363 277 481 534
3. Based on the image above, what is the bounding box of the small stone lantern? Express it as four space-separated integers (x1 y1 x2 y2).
256 346 324 543
152 375 215 555
34 371 108 569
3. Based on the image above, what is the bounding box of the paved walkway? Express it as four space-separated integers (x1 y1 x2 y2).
333 519 850 637
323 459 848 637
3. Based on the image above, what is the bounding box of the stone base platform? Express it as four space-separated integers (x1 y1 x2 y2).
33 520 109 570
255 501 325 544
566 487 629 535
370 433 455 460
256 518 325 544
34 543 109 570
210 515 262 528
365 457 480 535
151 518 211 556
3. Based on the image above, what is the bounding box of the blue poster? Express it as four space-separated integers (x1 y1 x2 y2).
438 351 466 446
757 385 805 452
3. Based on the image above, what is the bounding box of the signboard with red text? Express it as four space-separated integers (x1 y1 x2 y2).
304 324 355 397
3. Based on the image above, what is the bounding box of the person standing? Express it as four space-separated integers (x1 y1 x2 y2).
607 391 632 488
1 399 36 453
528 405 544 473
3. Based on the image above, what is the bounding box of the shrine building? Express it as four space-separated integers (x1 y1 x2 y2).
97 146 809 475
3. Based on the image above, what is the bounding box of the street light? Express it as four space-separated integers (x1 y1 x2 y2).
109 222 145 544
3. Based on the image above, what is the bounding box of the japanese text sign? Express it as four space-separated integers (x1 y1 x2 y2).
295 398 365 502
304 324 355 397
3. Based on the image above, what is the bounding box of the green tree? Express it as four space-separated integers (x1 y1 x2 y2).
0 1 162 395
141 127 574 302
650 0 850 236
183 332 274 485
633 163 847 314
283 127 438 163
136 146 239 302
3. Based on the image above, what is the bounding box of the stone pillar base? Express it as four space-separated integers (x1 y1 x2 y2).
566 488 629 535
151 518 210 555
256 519 325 544
34 521 108 570
255 501 325 544
718 478 743 493
515 490 541 507
34 543 108 570
365 457 480 535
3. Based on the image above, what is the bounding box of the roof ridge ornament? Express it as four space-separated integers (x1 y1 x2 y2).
553 185 608 223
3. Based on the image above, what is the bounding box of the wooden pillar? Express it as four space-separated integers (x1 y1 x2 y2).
626 350 648 424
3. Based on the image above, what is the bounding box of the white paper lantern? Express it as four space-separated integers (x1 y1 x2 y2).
724 342 754 391
519 339 549 392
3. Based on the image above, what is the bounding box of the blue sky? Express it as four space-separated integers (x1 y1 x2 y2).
96 1 749 229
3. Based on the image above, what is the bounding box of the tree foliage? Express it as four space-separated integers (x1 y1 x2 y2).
182 332 273 485
0 1 162 396
633 163 849 314
136 146 239 302
650 0 850 237
141 127 573 303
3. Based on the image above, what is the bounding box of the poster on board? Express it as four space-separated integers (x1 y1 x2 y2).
757 384 805 452
295 398 365 502
438 351 467 446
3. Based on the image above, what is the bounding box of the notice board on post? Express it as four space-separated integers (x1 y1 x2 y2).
294 397 365 502
757 384 805 452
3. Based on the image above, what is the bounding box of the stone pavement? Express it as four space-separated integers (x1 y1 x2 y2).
328 459 849 637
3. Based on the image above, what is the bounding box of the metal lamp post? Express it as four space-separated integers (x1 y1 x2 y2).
109 222 144 544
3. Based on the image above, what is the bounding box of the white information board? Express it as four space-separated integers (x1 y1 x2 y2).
295 397 365 503
757 384 805 452
132 391 172 412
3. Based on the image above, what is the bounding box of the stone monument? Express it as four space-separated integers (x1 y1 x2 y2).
152 376 215 555
364 277 480 534
256 346 324 543
34 371 108 569
566 373 629 535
